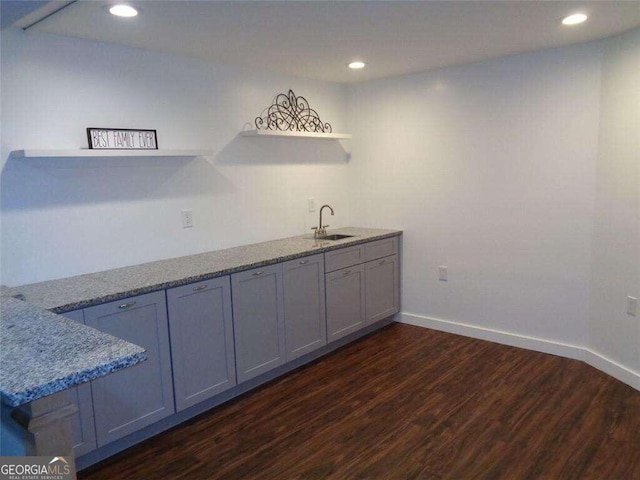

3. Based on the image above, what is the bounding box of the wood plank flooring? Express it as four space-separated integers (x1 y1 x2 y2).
79 323 640 480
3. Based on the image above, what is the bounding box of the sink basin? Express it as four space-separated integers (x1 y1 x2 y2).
320 234 354 241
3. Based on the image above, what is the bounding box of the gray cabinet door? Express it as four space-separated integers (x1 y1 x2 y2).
60 309 97 457
283 254 326 361
325 263 366 342
84 291 174 447
232 264 285 383
167 277 236 412
365 254 400 324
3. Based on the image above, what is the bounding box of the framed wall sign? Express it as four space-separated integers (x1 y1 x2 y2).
87 128 158 150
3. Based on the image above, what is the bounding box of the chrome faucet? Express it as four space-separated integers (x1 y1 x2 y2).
312 204 334 238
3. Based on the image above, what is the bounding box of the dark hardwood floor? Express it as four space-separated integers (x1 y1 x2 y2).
79 323 640 480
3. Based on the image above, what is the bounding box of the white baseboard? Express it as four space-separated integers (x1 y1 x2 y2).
399 312 639 392
582 349 640 391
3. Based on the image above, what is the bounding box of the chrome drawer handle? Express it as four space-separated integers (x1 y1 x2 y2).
299 260 308 265
193 285 208 291
118 302 136 309
343 270 352 275
253 271 264 276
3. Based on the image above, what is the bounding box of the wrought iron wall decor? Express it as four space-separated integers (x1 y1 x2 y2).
255 90 333 133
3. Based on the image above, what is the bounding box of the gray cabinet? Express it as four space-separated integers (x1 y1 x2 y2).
283 254 326 361
325 237 400 343
61 309 97 457
167 277 236 412
365 254 400 323
232 264 285 383
84 291 174 446
325 263 366 341
56 234 399 461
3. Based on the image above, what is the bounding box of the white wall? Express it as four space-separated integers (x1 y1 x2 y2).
589 28 640 379
2 24 638 388
347 42 603 346
1 29 350 285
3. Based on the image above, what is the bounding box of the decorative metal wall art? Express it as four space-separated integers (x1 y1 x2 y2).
255 90 333 133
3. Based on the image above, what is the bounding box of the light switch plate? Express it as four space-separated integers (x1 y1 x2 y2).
308 197 316 213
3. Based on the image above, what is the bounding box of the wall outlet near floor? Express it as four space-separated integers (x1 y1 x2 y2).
181 209 194 228
438 266 448 282
626 296 638 317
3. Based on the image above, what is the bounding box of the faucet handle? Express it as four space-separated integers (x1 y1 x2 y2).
311 227 318 232
322 225 329 229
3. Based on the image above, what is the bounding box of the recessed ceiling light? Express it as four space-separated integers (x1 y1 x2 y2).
108 4 139 18
348 61 366 70
561 13 588 26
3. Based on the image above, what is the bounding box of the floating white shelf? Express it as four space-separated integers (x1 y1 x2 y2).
241 130 352 140
10 149 212 159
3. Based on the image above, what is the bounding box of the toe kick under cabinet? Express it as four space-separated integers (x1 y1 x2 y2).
325 237 400 342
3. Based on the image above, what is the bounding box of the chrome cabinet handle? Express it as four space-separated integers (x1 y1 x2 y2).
343 270 352 276
118 301 136 309
193 284 207 291
379 260 386 265
253 271 264 276
299 260 308 265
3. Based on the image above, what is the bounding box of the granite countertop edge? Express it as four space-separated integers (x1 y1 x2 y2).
1 297 148 408
1 351 147 408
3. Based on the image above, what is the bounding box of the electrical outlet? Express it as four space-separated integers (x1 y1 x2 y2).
438 266 448 282
627 296 638 317
308 197 316 213
181 209 193 228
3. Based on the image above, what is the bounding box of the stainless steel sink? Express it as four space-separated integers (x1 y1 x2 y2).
320 234 354 241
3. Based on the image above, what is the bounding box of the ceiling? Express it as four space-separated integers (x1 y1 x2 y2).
5 0 640 84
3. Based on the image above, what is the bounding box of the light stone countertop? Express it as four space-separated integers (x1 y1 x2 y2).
7 227 402 313
0 227 401 407
0 297 146 407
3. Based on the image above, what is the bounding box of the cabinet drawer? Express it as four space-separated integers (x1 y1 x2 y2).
364 236 398 262
324 244 364 273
